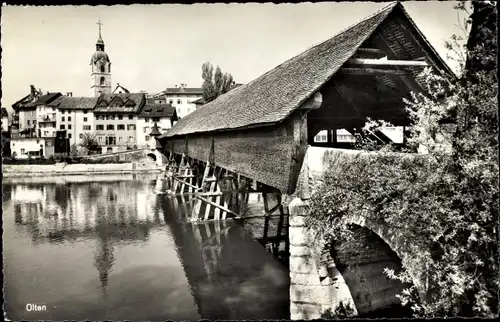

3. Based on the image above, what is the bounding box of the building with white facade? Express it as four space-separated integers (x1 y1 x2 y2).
93 93 144 153
10 137 45 158
34 92 62 139
56 96 98 148
136 103 178 149
154 85 202 119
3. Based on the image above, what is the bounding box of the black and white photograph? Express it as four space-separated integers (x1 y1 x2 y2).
1 1 498 320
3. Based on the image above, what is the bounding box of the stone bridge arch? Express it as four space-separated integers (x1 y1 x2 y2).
146 153 157 162
289 198 425 320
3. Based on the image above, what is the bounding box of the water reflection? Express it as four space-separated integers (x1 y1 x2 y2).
3 174 289 321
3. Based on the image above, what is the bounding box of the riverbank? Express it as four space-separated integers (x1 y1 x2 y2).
2 162 163 178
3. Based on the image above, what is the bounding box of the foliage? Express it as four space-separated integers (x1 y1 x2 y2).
201 62 234 103
78 132 100 154
305 2 498 318
70 144 79 158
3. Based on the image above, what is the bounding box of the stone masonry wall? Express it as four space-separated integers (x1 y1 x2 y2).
288 197 357 319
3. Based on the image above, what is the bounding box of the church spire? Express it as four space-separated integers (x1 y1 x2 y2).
96 18 105 50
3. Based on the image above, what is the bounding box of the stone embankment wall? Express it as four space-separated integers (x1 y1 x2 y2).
2 162 162 178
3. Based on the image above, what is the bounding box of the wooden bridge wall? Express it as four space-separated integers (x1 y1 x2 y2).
159 112 309 194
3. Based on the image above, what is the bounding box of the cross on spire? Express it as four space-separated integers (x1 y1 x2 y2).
97 18 103 37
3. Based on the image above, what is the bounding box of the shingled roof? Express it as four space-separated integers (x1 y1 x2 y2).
138 103 178 119
25 92 62 107
94 93 145 113
160 2 452 139
56 97 99 110
164 87 203 95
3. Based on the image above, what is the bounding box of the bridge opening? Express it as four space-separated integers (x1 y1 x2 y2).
329 225 413 318
147 153 157 162
307 50 416 150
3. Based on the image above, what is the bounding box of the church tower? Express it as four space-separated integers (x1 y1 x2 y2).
90 19 112 97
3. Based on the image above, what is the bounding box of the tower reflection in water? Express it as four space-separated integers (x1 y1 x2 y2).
6 174 289 320
9 177 161 296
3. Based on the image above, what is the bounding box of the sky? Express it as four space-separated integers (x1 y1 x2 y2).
1 1 469 115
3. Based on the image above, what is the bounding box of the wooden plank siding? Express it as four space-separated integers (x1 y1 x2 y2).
159 114 307 194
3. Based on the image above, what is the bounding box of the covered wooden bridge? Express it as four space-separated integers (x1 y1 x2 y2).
156 2 454 221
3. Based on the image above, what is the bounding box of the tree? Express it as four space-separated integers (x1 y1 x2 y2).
201 62 234 103
306 2 497 318
70 144 79 158
78 132 100 155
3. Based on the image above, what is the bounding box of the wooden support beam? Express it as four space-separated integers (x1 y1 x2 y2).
339 67 410 76
355 48 387 59
173 177 202 191
347 58 428 67
175 175 197 179
196 195 239 218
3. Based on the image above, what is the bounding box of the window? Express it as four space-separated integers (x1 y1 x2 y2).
107 147 113 152
177 99 181 104
106 115 115 120
68 117 72 122
105 136 116 145
152 117 160 122
100 65 105 73
68 133 72 139
62 117 65 121
98 136 103 142
96 125 104 131
83 110 88 114
118 115 123 120
119 137 123 142
83 125 91 131
80 133 84 139
128 115 134 120
83 117 88 122
145 136 150 141
68 124 72 130
117 124 125 131
62 110 65 114
100 77 105 86
127 124 135 131
107 125 114 131
143 127 148 133
60 125 65 130
169 100 173 104
145 118 150 123
128 136 134 142
97 115 104 120
27 120 30 125
21 148 25 154
36 140 39 144
46 141 53 147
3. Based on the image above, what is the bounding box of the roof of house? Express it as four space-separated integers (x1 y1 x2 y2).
164 87 203 95
25 92 62 107
112 84 131 94
192 97 206 105
1 108 8 117
160 2 453 139
56 97 99 110
94 93 145 113
138 103 178 119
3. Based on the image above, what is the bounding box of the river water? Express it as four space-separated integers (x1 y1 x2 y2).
2 174 290 321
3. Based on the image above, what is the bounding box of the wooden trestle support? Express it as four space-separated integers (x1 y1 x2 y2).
163 149 289 259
